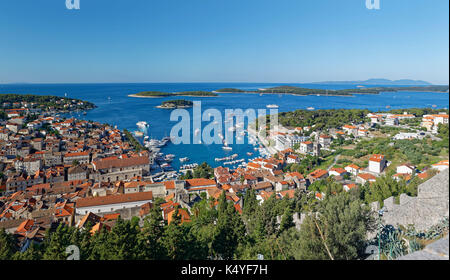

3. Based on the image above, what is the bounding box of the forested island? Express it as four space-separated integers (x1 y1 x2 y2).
215 85 449 96
213 88 246 93
157 99 193 109
129 91 218 98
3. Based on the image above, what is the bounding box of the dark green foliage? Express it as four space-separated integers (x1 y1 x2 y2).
0 229 16 260
214 88 245 93
297 192 376 260
275 109 369 130
134 91 217 97
160 99 193 108
180 162 214 179
0 94 95 110
123 129 146 151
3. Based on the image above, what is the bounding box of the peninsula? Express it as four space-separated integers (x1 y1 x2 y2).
129 91 218 98
0 94 96 119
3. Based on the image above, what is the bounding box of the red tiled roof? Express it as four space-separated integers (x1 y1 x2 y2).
309 169 328 179
64 151 90 158
369 154 385 163
358 173 377 181
76 191 153 208
186 178 216 188
93 155 149 169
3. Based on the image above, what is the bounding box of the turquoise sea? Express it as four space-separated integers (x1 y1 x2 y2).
1 83 448 170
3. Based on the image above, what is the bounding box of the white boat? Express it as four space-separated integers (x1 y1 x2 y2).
266 104 279 109
307 107 315 111
137 121 149 128
180 157 190 163
222 146 233 151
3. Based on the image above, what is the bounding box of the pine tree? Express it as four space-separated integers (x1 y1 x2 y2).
279 207 295 234
105 217 140 260
0 229 16 260
212 195 246 259
137 203 166 259
42 224 74 260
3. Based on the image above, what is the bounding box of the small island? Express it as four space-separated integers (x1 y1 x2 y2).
129 91 218 98
156 99 194 109
213 88 246 93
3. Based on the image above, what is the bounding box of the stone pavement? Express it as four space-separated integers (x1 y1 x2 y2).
397 235 449 260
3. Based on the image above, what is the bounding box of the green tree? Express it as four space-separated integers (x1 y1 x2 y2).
137 203 166 259
0 229 16 260
212 192 246 259
297 192 376 260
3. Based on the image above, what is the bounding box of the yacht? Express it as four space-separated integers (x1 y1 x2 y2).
180 157 190 163
137 121 149 129
266 104 279 109
307 107 315 111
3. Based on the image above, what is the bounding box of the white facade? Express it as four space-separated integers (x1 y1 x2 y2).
396 165 415 175
368 157 386 174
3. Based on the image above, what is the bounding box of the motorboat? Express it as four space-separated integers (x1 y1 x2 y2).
266 104 279 109
180 157 190 163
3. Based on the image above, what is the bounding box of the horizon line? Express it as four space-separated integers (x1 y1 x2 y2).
0 81 448 86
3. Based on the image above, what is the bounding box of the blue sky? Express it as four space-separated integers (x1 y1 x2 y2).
0 0 448 84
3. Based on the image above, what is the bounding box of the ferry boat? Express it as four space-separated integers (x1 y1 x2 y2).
266 104 279 109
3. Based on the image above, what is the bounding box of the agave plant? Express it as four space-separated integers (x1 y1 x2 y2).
382 229 406 259
408 238 422 254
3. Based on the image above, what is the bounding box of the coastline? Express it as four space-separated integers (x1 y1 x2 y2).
156 105 193 109
128 94 218 98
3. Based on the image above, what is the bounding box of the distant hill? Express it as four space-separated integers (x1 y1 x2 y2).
313 79 433 86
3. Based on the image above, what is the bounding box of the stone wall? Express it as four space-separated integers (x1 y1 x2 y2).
371 168 449 232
